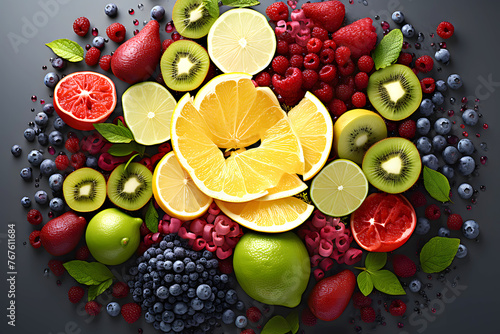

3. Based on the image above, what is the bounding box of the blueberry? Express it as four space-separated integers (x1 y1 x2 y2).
159 321 171 332
44 72 60 89
455 244 468 258
84 155 98 168
235 315 248 329
27 150 44 166
169 283 182 296
442 146 461 165
35 113 48 128
458 156 475 175
391 11 405 24
416 118 431 135
432 135 447 152
416 137 432 154
401 24 415 38
173 260 185 273
37 133 49 146
106 302 121 316
431 92 445 106
462 109 479 126
419 99 434 116
457 139 474 155
40 159 57 176
11 145 22 157
447 74 463 90
415 217 430 235
193 313 205 324
24 128 36 142
222 309 235 325
190 297 204 311
49 197 65 211
20 167 33 182
225 289 238 305
441 165 455 179
196 284 211 300
150 5 165 21
434 48 450 63
92 36 105 50
409 279 422 292
434 118 452 135
457 183 473 199
173 302 188 315
21 196 31 208
171 319 184 333
153 302 164 314
48 131 64 146
53 117 66 131
34 190 49 205
438 227 450 237
174 247 185 259
48 174 64 193
145 312 155 323
51 57 66 70
462 220 479 239
422 154 439 170
436 80 448 92
162 310 175 323
236 300 245 311
104 3 118 17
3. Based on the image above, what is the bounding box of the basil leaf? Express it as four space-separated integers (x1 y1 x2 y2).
286 310 299 334
46 39 84 62
357 271 374 296
372 29 403 70
222 0 260 7
88 278 113 301
420 237 460 273
63 261 114 286
145 201 159 233
262 316 291 334
370 270 406 295
93 123 134 144
365 252 387 272
108 142 144 157
423 166 451 202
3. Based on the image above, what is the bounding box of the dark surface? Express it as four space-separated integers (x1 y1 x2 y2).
1 0 499 333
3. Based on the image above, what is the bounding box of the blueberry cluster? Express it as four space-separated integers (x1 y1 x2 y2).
127 234 245 333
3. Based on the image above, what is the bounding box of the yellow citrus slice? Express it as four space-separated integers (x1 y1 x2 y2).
215 197 314 233
207 8 276 75
288 91 334 181
152 152 212 220
257 173 307 201
122 81 176 146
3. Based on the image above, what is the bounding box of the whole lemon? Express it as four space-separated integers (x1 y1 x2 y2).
86 208 143 265
233 231 310 308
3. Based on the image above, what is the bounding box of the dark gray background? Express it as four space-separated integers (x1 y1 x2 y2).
1 0 499 333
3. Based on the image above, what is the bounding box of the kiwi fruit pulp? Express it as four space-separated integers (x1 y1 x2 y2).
161 40 210 92
172 0 219 39
333 109 387 165
63 168 106 212
107 162 153 211
367 64 422 121
362 137 421 194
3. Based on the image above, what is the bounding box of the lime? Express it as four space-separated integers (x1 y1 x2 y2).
233 231 310 308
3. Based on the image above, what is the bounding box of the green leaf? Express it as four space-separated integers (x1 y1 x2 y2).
222 0 260 7
357 271 374 296
420 237 460 273
286 310 300 334
365 252 387 271
372 29 403 70
370 270 406 295
108 142 144 157
124 154 140 172
145 201 159 233
63 261 114 286
423 166 452 202
46 39 84 62
88 278 113 301
262 316 291 334
93 123 134 144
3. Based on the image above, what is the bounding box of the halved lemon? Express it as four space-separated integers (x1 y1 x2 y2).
152 152 212 220
288 92 334 181
257 173 307 201
215 197 314 233
122 81 176 146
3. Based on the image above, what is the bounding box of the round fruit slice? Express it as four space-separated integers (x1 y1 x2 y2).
122 81 176 146
207 8 276 75
153 152 213 220
257 173 307 202
107 162 153 211
63 168 106 212
288 92 334 181
54 71 117 130
310 159 368 217
172 0 219 39
215 197 314 233
350 192 417 252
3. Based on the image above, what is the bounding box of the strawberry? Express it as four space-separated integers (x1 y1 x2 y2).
68 286 85 304
121 303 142 323
332 18 377 58
301 0 345 33
392 254 416 278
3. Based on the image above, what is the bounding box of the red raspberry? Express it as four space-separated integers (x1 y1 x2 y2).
307 38 323 54
289 43 306 56
68 286 85 304
398 119 417 139
302 69 319 90
329 99 347 117
280 90 305 107
85 301 101 316
447 214 463 230
106 22 126 43
85 47 101 66
246 307 262 323
289 54 304 69
241 330 256 334
71 152 86 169
319 48 335 64
437 21 454 39
392 254 416 278
353 292 372 309
313 82 334 104
342 75 355 88
335 46 351 66
158 142 172 154
412 67 420 76
48 259 65 276
360 306 376 323
318 65 336 83
266 2 288 21
410 191 427 208
55 153 70 170
335 84 354 102
312 26 329 41
301 307 317 326
218 258 233 274
277 40 289 55
339 59 355 76
425 204 441 220
420 77 435 94
385 119 398 132
332 18 377 58
304 53 320 70
121 303 141 323
351 92 366 108
112 282 130 298
354 72 369 90
357 55 374 73
254 72 271 87
65 137 80 153
75 245 90 261
162 39 174 53
322 40 337 51
415 55 434 73
271 55 289 75
99 55 112 71
389 299 407 316
302 0 345 32
29 230 42 249
73 17 90 37
27 209 43 225
272 67 303 94
398 52 413 66
277 31 295 44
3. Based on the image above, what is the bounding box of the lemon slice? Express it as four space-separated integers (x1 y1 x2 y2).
288 91 334 181
122 81 176 146
207 8 276 75
215 197 314 233
310 159 369 217
257 173 307 201
152 152 212 220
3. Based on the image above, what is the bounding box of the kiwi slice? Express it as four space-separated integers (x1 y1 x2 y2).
333 109 387 165
107 163 153 211
161 40 210 92
172 0 219 39
367 64 422 121
63 168 106 212
362 137 421 194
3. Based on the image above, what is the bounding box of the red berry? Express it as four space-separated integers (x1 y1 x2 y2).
398 52 413 66
447 213 463 230
218 258 233 274
385 119 398 132
162 39 174 54
75 245 90 261
312 27 329 41
85 47 101 66
289 43 306 56
29 230 42 249
335 84 354 102
246 307 262 323
351 92 366 108
277 40 289 55
322 40 337 51
329 99 347 117
73 17 90 37
354 72 369 90
65 137 80 153
48 259 65 277
272 67 303 94
313 82 334 104
389 299 407 316
265 1 289 21
360 306 376 323
99 55 112 71
85 301 101 316
357 55 374 72
241 330 256 334
112 281 130 299
301 307 317 326
171 32 181 41
106 22 126 43
318 64 336 83
392 254 416 278
158 142 172 154
415 55 434 73
302 0 345 33
55 153 70 170
410 191 427 208
27 209 43 225
271 55 289 75
254 72 271 87
398 119 417 139
425 204 441 220
277 31 295 44
68 286 85 304
121 303 141 323
70 152 86 169
304 53 320 70
352 292 372 309
420 77 436 94
307 38 323 54
289 54 304 69
332 18 377 58
302 69 319 90
319 48 335 64
335 46 351 66
436 21 454 39
339 59 355 76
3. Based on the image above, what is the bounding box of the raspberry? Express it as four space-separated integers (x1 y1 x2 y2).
389 299 407 316
75 245 90 261
354 72 369 90
398 52 413 66
425 204 441 220
85 47 101 66
266 2 288 21
27 209 43 225
412 67 420 76
415 55 434 73
71 152 86 169
307 38 323 54
218 258 233 274
410 191 427 208
420 77 436 94
302 69 319 90
301 307 317 326
65 137 80 153
353 292 372 309
304 53 320 70
360 306 376 323
112 281 130 299
241 330 256 334
68 286 85 304
322 40 337 51
335 84 354 102
85 301 101 316
277 40 289 55
48 259 65 276
351 92 366 108
338 59 355 76
246 307 262 323
329 99 347 117
318 64 336 83
313 82 334 104
121 303 141 323
335 46 351 66
447 213 463 230
29 230 42 249
319 48 335 64
357 55 374 73
280 90 305 106
302 0 345 32
55 153 70 170
332 18 377 58
254 72 271 87
277 31 295 44
436 21 454 39
312 26 329 41
158 142 172 154
106 22 126 43
289 43 306 56
162 39 174 53
271 55 289 75
398 119 417 139
392 254 416 278
272 67 303 94
73 17 90 37
289 54 304 69
385 119 398 132
99 55 112 71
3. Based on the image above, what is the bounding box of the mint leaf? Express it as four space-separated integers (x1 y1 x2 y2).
357 271 374 296
124 154 140 172
63 261 114 285
423 166 451 202
365 252 387 272
88 278 113 301
108 142 144 157
93 123 134 144
286 310 299 334
222 0 260 7
420 237 460 273
372 29 403 70
262 316 291 334
145 200 159 233
46 39 84 62
370 270 406 295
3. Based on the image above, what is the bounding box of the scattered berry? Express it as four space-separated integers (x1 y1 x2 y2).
73 17 90 37
391 11 405 24
301 307 317 326
458 183 473 199
104 3 118 18
352 292 372 309
106 302 121 317
246 307 262 323
415 217 431 235
389 299 407 316
99 55 112 71
354 72 369 90
162 39 174 53
75 245 90 261
415 55 434 73
255 72 271 87
55 153 70 170
398 52 413 66
70 152 86 169
29 230 42 248
462 220 479 239
85 301 101 316
360 306 376 323
85 47 101 66
121 303 142 323
68 286 85 304
351 92 366 108
410 191 427 208
106 22 126 43
48 259 65 276
306 38 323 54
438 226 450 237
329 99 347 117
318 64 336 83
447 74 463 90
437 21 454 39
150 5 166 21
112 281 130 299
435 48 451 63
425 204 441 220
265 2 289 21
357 55 374 72
27 209 43 225
271 55 289 75
65 137 80 153
392 254 416 278
409 279 422 292
420 77 436 94
456 244 468 258
401 24 415 38
447 214 463 230
92 36 105 50
397 119 416 139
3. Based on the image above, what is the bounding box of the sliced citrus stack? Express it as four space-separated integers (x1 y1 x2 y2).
54 71 117 130
288 92 334 181
153 152 212 220
257 173 307 201
215 197 314 233
122 81 176 146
